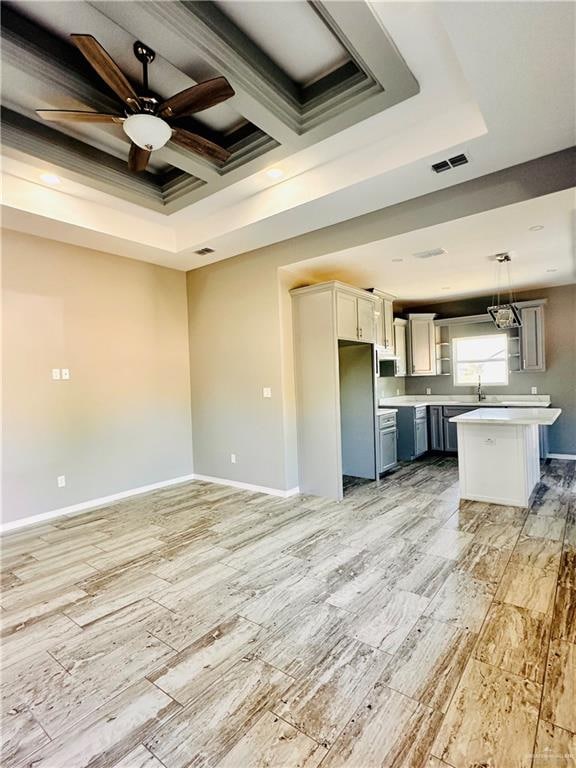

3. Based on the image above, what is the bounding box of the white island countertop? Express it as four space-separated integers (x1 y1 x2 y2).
449 407 561 426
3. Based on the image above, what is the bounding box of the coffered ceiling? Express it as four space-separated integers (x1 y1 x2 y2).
2 1 574 290
1 0 418 211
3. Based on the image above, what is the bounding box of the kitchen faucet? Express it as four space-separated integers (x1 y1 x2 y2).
477 377 486 402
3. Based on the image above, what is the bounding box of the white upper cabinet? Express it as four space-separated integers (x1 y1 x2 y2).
393 318 407 376
520 303 546 371
337 292 360 340
373 290 395 356
407 313 437 376
336 289 377 343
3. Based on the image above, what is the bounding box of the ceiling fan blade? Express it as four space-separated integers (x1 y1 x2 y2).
170 127 231 163
159 77 234 119
71 34 140 111
36 110 124 124
128 143 151 172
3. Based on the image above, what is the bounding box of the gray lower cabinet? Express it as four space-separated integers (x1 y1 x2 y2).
379 428 397 473
429 406 444 451
415 419 428 456
397 406 428 461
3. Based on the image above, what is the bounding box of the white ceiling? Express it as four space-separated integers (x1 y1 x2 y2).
282 189 576 301
215 1 349 85
2 1 575 296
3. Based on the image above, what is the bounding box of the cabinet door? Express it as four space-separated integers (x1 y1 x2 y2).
409 318 436 375
415 419 428 456
357 298 376 343
382 300 394 353
379 429 397 472
521 306 545 371
375 298 384 347
443 419 459 452
429 406 444 451
394 323 407 377
337 292 359 340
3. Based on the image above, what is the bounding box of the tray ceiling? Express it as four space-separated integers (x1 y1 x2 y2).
1 0 419 212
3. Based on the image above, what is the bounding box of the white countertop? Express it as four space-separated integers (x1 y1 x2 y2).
449 407 561 426
379 395 551 408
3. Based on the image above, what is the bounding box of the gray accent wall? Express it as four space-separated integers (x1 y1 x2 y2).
2 230 193 524
400 285 576 454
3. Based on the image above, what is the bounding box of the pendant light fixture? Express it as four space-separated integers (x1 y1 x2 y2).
487 252 522 329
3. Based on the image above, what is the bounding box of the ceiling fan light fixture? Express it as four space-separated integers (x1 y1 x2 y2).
122 114 172 151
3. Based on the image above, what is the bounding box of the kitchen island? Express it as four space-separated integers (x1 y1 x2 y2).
450 408 561 507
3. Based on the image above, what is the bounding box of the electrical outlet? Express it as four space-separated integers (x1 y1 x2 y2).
263 387 272 398
396 388 400 396
61 368 70 380
230 453 237 464
426 387 432 395
51 368 61 380
57 475 66 488
531 387 538 395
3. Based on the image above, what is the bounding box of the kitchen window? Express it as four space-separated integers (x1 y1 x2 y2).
452 334 509 386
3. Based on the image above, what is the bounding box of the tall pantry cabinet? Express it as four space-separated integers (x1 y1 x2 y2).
291 281 379 501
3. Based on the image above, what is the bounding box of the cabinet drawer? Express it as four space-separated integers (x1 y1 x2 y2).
378 414 397 429
414 406 427 421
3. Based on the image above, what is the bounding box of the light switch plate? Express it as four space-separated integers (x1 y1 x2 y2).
263 387 272 398
531 387 538 394
426 387 432 395
230 453 237 464
61 369 70 380
57 475 66 487
51 368 61 380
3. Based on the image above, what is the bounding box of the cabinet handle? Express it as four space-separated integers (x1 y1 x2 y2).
358 328 363 338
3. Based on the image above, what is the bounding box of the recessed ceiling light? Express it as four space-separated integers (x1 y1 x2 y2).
40 173 61 185
546 268 558 272
391 258 403 263
441 286 452 290
265 168 284 180
529 225 544 231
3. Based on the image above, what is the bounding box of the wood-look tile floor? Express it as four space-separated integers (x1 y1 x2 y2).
1 457 575 768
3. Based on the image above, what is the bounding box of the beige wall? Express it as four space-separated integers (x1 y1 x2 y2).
2 230 193 524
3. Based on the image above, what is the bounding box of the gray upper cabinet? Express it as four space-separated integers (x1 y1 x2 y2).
393 318 407 377
407 313 437 376
373 290 395 356
520 304 546 371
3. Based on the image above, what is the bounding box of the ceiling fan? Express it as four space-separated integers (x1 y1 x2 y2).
36 35 235 173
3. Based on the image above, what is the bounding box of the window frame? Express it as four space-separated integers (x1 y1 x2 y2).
452 333 509 387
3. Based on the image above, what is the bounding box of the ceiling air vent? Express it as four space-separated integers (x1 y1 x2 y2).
413 248 447 259
195 247 214 255
431 160 451 173
431 153 470 173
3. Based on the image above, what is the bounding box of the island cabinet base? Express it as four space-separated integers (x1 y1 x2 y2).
456 422 540 508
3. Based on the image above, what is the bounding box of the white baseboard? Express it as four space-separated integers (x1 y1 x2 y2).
547 453 576 460
1 474 300 533
0 474 196 533
191 473 300 499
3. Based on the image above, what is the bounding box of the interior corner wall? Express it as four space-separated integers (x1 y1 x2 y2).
185 150 575 492
1 229 193 525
